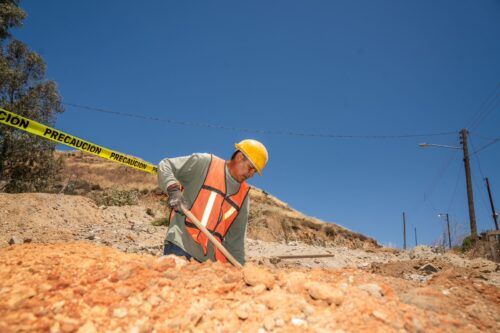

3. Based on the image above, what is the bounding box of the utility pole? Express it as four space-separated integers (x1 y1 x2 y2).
403 212 407 250
485 177 499 231
414 227 418 246
460 129 478 239
445 213 452 249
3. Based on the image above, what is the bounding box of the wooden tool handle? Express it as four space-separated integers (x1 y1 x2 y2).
181 205 243 269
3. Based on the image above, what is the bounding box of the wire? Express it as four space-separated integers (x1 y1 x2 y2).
471 95 500 131
409 152 459 213
447 161 462 212
472 137 500 155
62 102 457 140
471 167 491 222
424 152 460 203
468 83 500 130
469 136 486 180
469 133 498 141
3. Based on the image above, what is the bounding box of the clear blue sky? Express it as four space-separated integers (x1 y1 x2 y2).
14 0 500 248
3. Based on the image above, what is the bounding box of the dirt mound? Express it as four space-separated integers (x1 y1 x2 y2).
1 243 498 332
0 193 167 254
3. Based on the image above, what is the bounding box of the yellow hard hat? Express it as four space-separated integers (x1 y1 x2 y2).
234 139 268 175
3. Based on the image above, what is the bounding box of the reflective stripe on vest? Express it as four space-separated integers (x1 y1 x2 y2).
184 155 249 263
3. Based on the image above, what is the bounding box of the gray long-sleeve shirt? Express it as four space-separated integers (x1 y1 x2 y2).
157 153 248 265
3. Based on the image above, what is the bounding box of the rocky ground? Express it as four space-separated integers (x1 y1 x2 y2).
1 242 499 333
1 188 499 332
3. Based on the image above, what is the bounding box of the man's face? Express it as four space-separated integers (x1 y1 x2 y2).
232 153 257 183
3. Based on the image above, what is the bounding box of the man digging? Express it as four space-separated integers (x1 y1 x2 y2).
157 139 268 266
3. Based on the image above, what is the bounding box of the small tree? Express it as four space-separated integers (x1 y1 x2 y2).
0 0 64 192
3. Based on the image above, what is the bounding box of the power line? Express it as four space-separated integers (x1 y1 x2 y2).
471 166 491 222
410 152 459 213
472 137 500 155
62 102 457 140
467 83 500 130
447 161 462 212
469 136 486 180
471 95 500 131
469 133 498 141
424 152 460 203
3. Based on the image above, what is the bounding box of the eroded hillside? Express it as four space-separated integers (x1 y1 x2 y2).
57 151 379 249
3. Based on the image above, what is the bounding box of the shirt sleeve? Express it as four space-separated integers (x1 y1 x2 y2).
222 196 249 266
157 153 207 191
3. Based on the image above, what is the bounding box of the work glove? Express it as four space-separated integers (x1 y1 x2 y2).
167 183 188 213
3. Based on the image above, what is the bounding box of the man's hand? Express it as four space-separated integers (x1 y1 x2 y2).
167 184 188 213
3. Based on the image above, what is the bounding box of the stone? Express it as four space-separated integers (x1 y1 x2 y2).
60 317 80 333
302 304 315 316
7 287 36 309
8 236 22 245
305 281 344 305
358 284 384 298
116 265 133 280
161 255 188 269
263 316 275 330
90 306 108 317
140 302 152 314
291 317 307 327
419 263 439 274
243 263 275 289
236 306 248 320
159 287 172 301
372 310 388 323
76 321 97 333
113 307 127 318
399 291 442 312
257 291 286 309
284 271 307 293
185 300 209 326
51 300 66 314
116 287 132 297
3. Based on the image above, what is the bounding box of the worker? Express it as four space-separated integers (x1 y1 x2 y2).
157 139 269 266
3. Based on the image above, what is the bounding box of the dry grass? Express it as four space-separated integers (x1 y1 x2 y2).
57 151 157 190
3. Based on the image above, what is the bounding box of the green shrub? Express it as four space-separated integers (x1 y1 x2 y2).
461 235 475 252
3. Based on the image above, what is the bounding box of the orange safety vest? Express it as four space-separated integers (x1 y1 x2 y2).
177 155 249 263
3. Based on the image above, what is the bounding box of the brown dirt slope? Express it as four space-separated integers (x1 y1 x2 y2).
57 151 379 249
1 243 498 332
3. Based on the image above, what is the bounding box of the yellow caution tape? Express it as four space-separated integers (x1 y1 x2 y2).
0 108 158 174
